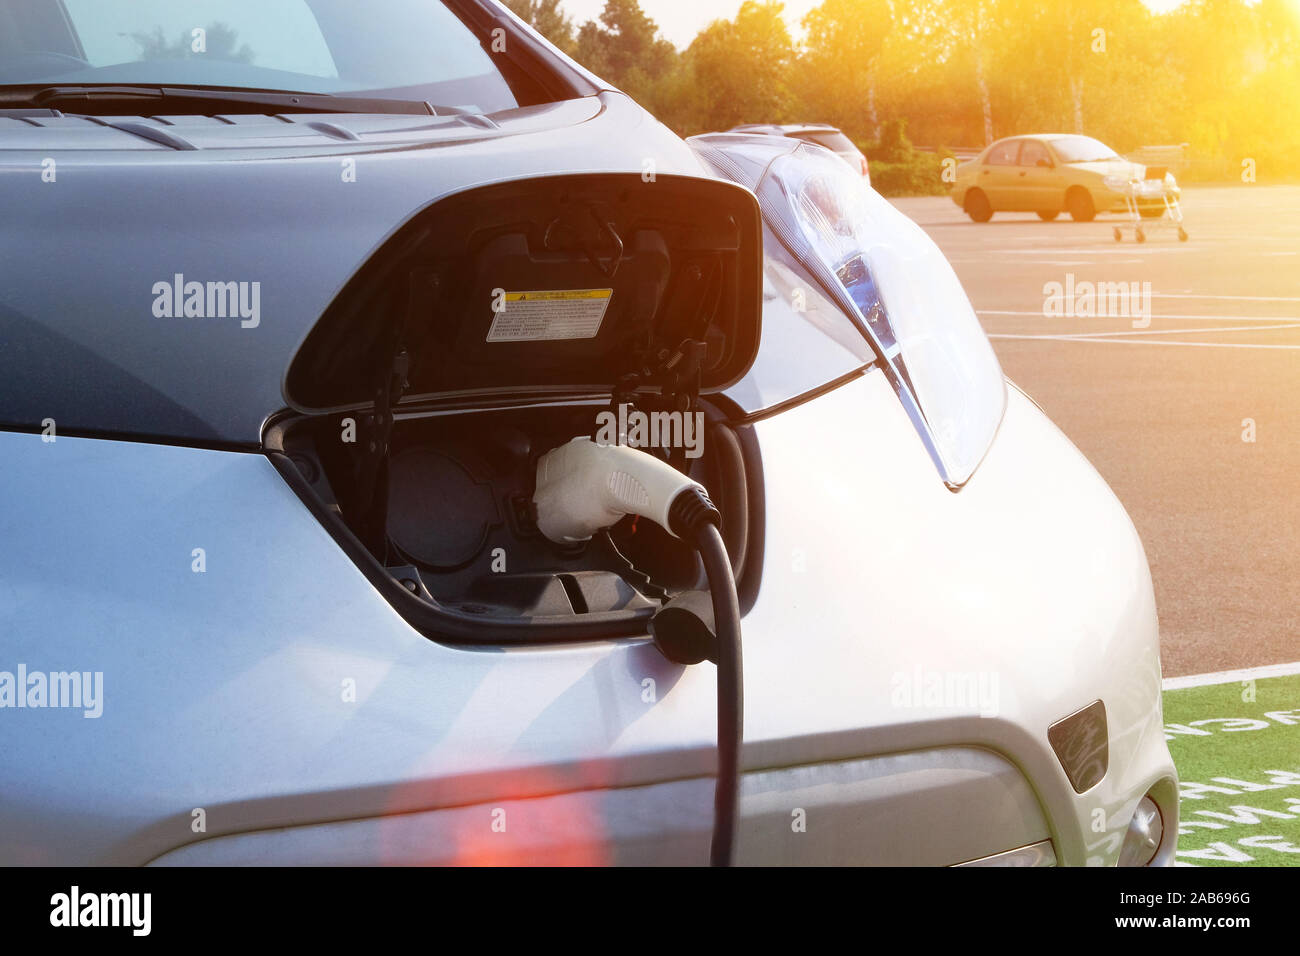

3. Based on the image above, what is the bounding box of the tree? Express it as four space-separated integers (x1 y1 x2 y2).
799 0 893 140
573 0 677 91
898 0 1005 145
686 1 796 131
503 0 576 55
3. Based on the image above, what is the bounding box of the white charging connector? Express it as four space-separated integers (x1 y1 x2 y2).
533 437 705 544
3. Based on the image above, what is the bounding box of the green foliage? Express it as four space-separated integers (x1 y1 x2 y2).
503 0 577 54
794 0 892 137
558 0 1300 186
867 157 949 196
574 0 677 89
870 118 914 164
858 123 950 196
680 2 797 132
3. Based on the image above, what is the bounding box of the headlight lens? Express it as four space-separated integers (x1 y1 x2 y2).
1104 174 1131 190
758 143 1006 486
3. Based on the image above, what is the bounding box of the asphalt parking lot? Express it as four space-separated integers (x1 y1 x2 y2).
893 185 1299 678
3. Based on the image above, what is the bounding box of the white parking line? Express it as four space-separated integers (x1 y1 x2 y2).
951 258 1144 266
987 248 1178 255
1021 323 1300 338
987 334 1300 350
1163 661 1300 690
1032 259 1144 266
1150 293 1300 302
978 310 1300 322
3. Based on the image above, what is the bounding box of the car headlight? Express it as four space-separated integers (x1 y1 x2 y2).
1103 174 1131 190
756 143 1006 486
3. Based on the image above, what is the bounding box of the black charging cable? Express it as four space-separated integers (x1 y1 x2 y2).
662 488 744 867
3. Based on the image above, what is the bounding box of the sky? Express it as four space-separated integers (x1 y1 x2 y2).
557 0 1192 50
560 0 819 48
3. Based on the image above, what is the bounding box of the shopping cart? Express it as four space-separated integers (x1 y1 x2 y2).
1113 165 1187 243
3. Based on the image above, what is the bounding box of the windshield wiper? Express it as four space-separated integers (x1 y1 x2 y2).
0 84 467 117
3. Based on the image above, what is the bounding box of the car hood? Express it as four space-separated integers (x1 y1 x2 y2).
1065 158 1142 178
0 92 713 445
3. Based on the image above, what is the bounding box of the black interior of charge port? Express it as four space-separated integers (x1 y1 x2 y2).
266 399 762 644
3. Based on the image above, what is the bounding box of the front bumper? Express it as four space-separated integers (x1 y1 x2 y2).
1098 183 1182 212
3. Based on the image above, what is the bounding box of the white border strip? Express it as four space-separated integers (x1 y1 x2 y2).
1163 661 1300 690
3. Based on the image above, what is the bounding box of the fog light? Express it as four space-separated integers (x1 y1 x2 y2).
1118 795 1163 866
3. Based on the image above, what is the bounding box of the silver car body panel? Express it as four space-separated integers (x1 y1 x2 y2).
0 370 1175 866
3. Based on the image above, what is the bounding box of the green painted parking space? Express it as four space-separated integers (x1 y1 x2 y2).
1163 672 1300 866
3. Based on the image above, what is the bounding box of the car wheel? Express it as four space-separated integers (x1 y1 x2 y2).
964 189 993 223
1037 210 1060 221
1066 188 1096 222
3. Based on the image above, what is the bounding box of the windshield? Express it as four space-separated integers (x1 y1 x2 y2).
797 130 859 155
1050 135 1121 163
0 0 518 114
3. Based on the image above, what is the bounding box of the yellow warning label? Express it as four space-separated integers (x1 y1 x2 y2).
487 289 613 342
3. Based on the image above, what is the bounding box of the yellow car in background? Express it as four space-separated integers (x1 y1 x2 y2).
951 134 1181 223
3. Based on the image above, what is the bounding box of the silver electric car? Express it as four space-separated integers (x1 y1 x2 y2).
0 0 1175 866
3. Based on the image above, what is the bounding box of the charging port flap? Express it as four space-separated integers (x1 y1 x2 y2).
282 173 763 416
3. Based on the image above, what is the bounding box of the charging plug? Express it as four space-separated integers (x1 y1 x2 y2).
533 437 706 544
